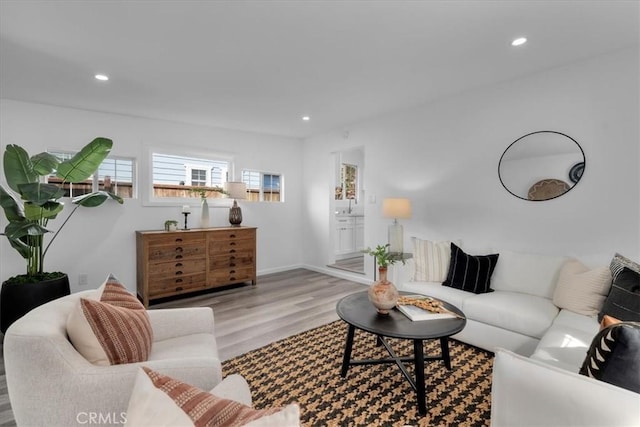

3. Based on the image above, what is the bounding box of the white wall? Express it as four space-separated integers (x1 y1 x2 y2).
302 47 640 279
2 48 637 291
0 100 304 292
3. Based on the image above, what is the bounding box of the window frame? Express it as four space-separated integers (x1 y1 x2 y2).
143 145 235 207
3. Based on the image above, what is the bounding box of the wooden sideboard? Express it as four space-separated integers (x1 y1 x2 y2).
136 227 256 307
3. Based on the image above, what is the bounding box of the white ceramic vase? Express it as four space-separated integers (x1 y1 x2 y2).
200 198 210 228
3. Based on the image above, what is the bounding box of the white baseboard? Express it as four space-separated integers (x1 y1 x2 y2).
301 264 371 285
257 264 371 285
256 264 306 276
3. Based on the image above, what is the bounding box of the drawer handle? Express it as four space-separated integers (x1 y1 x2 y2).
230 242 236 246
175 247 183 252
229 256 236 260
175 238 183 242
230 270 236 274
230 263 236 267
230 234 236 238
175 278 183 283
175 262 183 267
175 271 183 275
230 277 236 281
230 249 236 254
175 254 183 259
175 286 183 291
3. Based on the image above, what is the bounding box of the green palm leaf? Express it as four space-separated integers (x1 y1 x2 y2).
0 185 25 222
30 152 60 176
3 145 37 193
56 137 112 183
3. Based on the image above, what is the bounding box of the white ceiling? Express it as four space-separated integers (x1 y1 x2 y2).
1 1 638 139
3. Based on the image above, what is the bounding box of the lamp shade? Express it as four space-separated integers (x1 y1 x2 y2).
382 198 412 219
225 182 247 200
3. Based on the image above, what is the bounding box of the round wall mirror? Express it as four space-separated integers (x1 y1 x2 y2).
498 131 585 201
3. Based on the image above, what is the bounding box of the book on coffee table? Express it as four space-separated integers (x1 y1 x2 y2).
397 304 456 321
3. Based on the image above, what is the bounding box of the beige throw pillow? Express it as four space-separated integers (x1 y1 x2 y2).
67 274 153 365
412 238 454 282
125 367 300 427
552 259 613 316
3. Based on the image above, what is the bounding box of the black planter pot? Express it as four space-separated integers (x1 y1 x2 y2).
0 274 71 334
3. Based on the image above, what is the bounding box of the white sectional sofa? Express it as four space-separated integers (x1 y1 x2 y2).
395 247 640 426
396 250 578 356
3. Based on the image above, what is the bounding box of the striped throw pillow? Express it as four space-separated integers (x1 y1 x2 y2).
67 274 153 365
412 238 454 282
552 259 612 316
125 367 300 427
442 243 499 294
610 253 640 281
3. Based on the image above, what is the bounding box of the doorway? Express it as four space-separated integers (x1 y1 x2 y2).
327 147 365 274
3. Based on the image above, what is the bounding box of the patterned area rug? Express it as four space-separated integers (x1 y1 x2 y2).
222 320 494 426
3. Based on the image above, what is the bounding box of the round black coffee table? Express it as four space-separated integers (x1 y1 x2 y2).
336 291 466 415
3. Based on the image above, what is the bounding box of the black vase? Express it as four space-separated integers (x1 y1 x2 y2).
0 274 71 333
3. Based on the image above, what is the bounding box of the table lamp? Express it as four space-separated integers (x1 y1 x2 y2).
382 198 412 254
225 182 247 226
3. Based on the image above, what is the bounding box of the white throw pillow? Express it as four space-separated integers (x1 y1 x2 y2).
552 259 612 316
125 367 300 427
66 280 106 364
411 237 457 282
491 250 568 298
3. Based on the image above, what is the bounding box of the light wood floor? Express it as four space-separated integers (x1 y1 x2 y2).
0 268 366 425
154 268 366 360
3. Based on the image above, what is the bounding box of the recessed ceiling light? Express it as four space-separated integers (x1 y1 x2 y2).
511 37 527 47
302 116 310 121
94 74 109 81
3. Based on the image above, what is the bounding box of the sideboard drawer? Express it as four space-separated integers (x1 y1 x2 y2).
209 266 255 284
145 232 205 246
209 252 254 269
148 243 206 262
210 228 254 241
149 259 207 278
209 238 254 255
148 273 207 298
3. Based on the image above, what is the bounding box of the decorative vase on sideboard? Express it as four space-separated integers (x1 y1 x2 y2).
201 198 210 228
367 267 399 315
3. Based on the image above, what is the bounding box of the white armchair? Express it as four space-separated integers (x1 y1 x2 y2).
3 290 222 427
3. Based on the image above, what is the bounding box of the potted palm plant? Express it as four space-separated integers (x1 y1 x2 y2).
0 137 123 332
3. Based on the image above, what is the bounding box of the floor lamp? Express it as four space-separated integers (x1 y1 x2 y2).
225 182 247 226
382 198 412 254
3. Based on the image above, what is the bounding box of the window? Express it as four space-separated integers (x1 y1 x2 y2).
47 151 135 199
242 170 282 202
151 152 229 200
188 166 208 187
97 157 135 198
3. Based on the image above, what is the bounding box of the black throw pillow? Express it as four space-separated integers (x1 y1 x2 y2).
442 243 499 294
579 322 640 393
598 267 640 322
609 252 640 281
